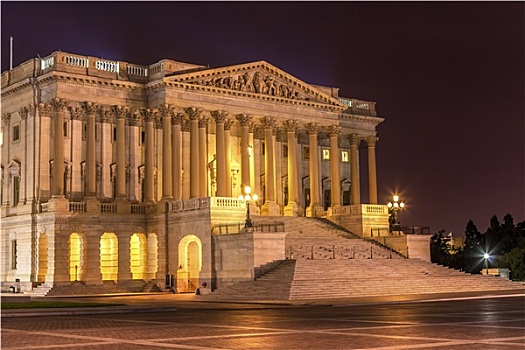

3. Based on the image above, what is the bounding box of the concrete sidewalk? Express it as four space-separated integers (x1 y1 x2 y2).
2 289 524 318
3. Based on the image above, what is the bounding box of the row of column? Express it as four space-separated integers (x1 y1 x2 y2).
47 99 379 210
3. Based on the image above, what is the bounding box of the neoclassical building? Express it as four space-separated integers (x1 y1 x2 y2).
1 51 392 293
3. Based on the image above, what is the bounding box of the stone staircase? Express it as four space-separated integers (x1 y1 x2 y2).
206 216 525 300
25 280 154 297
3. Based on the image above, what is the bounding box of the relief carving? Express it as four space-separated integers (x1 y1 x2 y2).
198 71 303 100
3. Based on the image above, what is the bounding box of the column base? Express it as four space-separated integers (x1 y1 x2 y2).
306 203 324 217
85 197 99 213
115 197 130 214
284 202 303 217
48 196 69 212
261 201 281 216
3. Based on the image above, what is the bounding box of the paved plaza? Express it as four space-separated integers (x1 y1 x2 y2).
1 293 524 349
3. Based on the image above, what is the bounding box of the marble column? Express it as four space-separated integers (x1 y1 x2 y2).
366 136 379 204
329 125 342 207
171 113 183 201
236 114 252 191
224 119 233 197
117 233 132 281
306 122 322 217
199 115 209 198
211 110 227 197
349 134 361 205
159 104 173 200
261 116 280 215
113 106 127 199
143 109 156 204
83 233 103 284
50 98 69 197
185 107 201 199
283 119 301 216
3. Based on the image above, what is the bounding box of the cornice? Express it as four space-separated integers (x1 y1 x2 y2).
0 78 33 97
340 113 384 127
147 80 345 113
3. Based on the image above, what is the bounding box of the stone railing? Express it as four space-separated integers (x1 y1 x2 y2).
100 203 117 213
131 204 146 214
210 197 245 209
169 197 210 212
212 221 285 235
126 64 148 77
41 55 55 70
329 204 388 216
69 202 87 213
96 59 119 73
286 243 397 260
339 97 377 117
64 55 89 68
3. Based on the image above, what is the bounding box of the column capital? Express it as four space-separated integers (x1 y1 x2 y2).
224 118 234 131
184 107 202 120
141 108 158 123
38 103 52 117
305 122 320 135
327 125 342 137
260 116 277 129
81 101 98 115
211 110 228 123
19 105 35 120
68 106 84 120
50 98 69 112
348 133 362 145
182 119 191 132
236 113 253 126
283 119 299 133
198 115 210 128
128 109 143 126
98 107 114 124
2 112 11 125
365 135 379 147
113 105 128 120
171 112 184 126
158 104 175 118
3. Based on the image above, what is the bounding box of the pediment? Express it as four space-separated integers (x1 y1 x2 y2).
164 61 346 108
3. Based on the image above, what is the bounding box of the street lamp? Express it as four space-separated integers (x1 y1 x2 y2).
240 186 258 228
483 253 490 275
387 195 405 232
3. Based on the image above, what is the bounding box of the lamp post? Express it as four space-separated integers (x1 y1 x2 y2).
240 186 258 228
387 195 405 232
483 253 489 275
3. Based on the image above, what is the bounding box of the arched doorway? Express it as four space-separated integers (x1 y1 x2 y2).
177 235 202 293
100 232 118 281
130 233 147 280
37 232 48 282
68 233 83 281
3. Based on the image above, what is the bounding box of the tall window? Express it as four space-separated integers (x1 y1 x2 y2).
12 125 20 142
13 176 20 206
322 149 330 161
341 151 349 163
11 240 17 270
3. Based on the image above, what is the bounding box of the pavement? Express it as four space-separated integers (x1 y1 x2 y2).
2 289 524 318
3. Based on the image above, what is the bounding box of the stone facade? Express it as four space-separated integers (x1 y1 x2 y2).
1 51 389 293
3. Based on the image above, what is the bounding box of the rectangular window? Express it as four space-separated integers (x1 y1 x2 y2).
11 240 17 270
341 150 349 163
63 121 69 138
82 122 87 140
303 146 310 160
12 125 20 142
113 126 117 142
140 130 146 145
261 142 265 155
282 145 288 158
13 176 20 207
322 148 330 161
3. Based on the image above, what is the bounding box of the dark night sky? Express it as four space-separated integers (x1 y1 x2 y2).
2 2 524 235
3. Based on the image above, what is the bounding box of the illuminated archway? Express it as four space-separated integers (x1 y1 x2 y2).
130 233 147 279
37 233 48 282
177 235 202 292
100 232 118 281
68 233 83 281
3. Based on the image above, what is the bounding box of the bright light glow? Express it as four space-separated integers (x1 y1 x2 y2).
387 202 392 208
394 202 399 208
253 194 258 201
400 202 405 208
245 186 251 195
246 195 251 201
393 195 399 202
239 195 243 200
483 253 490 259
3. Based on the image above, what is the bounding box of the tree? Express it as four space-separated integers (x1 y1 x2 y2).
430 230 449 265
462 220 483 273
499 247 525 281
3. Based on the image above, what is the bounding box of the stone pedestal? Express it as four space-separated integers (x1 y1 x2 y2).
306 203 324 218
261 202 280 216
284 203 303 217
116 198 131 214
48 196 69 212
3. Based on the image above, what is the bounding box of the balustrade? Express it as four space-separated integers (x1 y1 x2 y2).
126 65 148 77
96 59 119 73
40 55 55 70
286 243 395 260
65 55 89 68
